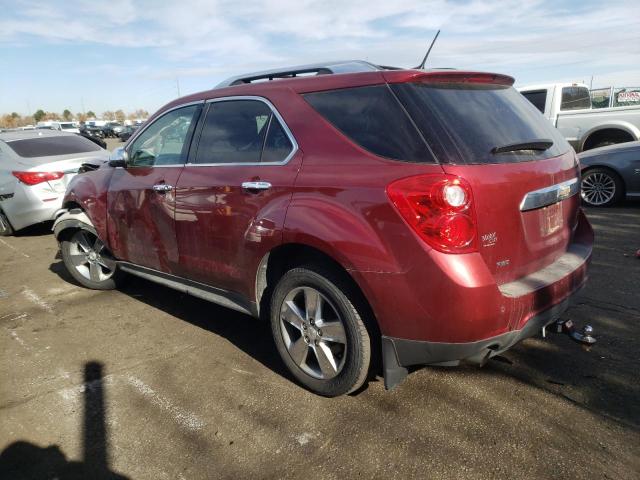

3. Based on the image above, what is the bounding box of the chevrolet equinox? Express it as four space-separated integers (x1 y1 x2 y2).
54 61 593 396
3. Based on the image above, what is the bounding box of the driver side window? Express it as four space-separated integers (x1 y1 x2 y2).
128 105 199 167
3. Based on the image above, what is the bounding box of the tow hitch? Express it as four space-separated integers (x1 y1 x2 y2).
544 319 596 345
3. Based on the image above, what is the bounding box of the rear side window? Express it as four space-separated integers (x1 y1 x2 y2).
194 100 293 164
5 135 102 158
560 86 591 110
392 83 570 165
521 89 547 113
304 86 434 163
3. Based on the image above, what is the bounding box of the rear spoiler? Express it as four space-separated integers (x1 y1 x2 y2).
383 70 515 86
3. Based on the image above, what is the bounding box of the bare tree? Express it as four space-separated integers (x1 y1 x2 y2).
114 110 126 123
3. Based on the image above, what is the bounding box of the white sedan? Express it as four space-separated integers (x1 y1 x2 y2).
0 130 109 235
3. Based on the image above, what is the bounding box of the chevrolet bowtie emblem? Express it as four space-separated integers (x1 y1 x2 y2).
558 184 571 200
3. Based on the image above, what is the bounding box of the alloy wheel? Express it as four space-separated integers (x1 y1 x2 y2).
581 172 617 206
279 286 348 380
68 230 117 282
0 212 11 235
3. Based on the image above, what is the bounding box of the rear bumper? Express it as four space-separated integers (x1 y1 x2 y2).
382 292 578 389
358 209 594 389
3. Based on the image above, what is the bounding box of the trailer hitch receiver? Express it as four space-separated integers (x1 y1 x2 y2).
552 318 596 345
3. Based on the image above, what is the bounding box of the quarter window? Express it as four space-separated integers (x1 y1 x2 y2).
560 87 591 111
262 116 294 163
304 85 434 163
128 105 199 167
193 100 293 164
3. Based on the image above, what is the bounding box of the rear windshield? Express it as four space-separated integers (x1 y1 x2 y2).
391 83 570 164
6 135 103 158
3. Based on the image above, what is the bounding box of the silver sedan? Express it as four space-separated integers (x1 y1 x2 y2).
0 130 109 235
579 141 640 207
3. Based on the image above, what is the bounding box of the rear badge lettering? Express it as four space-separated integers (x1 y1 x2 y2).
496 259 510 268
481 232 497 247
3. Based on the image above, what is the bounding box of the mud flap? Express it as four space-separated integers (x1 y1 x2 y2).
382 337 408 390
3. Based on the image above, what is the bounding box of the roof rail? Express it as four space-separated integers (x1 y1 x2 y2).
215 60 390 88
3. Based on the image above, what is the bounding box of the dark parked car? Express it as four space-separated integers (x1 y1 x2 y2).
578 141 640 206
118 125 138 142
52 61 593 396
101 122 123 138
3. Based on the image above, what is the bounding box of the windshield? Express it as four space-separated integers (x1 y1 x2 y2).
60 123 76 130
6 135 103 158
391 82 570 164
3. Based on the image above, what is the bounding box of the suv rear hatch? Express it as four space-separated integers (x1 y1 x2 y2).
387 72 580 284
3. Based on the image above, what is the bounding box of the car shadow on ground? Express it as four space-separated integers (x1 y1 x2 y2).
117 277 298 384
0 362 129 480
481 201 640 429
13 221 54 238
45 200 639 414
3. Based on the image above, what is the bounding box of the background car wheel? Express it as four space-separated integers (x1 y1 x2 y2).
581 168 624 207
270 266 371 397
61 229 122 290
0 210 14 236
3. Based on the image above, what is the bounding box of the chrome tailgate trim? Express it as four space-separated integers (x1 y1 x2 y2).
520 177 579 211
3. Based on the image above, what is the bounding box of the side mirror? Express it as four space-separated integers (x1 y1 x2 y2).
108 147 129 168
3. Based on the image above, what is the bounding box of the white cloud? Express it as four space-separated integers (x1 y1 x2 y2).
1 0 639 112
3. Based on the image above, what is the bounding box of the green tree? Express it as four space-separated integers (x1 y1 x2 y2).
62 109 72 121
33 109 46 123
86 110 96 119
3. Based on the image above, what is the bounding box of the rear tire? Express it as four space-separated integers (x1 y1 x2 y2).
0 210 14 236
581 168 624 207
61 229 123 290
270 266 371 397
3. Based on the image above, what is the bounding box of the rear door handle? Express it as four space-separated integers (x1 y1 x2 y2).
241 181 272 191
152 184 173 193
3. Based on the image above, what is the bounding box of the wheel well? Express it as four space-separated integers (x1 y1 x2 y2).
63 201 83 212
55 204 91 242
582 128 634 151
257 243 382 368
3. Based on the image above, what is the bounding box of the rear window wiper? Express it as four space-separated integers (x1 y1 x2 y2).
491 139 553 154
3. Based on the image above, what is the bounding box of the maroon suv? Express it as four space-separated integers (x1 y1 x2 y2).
54 61 593 396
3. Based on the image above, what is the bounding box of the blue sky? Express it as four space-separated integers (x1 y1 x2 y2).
1 0 639 117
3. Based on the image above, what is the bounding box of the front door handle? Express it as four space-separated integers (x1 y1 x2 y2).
241 181 272 191
152 184 173 193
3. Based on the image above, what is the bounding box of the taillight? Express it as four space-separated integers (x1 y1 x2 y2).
12 171 64 186
386 174 477 253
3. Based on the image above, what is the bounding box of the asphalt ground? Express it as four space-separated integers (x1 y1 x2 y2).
1 176 638 478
